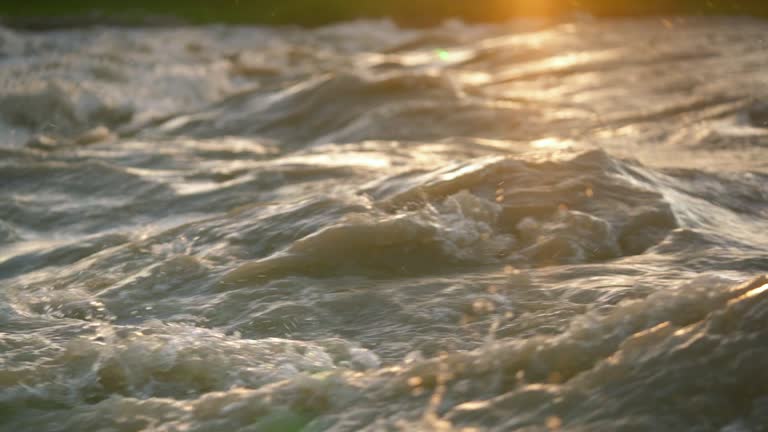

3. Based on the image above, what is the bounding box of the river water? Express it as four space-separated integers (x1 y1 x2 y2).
1 17 768 431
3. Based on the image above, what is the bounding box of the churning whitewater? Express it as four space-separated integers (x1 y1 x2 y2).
1 17 768 432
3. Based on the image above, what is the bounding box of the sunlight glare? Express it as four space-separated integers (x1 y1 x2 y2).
531 137 573 149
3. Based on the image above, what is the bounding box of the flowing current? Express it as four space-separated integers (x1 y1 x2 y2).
1 17 768 431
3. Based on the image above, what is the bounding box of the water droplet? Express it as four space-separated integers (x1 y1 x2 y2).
546 416 562 430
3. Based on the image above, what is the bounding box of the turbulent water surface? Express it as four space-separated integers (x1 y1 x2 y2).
1 17 768 431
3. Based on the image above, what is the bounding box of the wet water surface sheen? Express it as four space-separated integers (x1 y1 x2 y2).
1 17 768 432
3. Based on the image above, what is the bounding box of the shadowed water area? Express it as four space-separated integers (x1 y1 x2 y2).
1 17 768 431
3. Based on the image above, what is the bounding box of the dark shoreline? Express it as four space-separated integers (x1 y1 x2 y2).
2 0 768 29
0 15 188 31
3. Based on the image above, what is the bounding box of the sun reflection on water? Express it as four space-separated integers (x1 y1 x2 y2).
530 137 573 149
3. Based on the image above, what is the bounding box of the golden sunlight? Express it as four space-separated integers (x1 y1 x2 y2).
490 0 562 18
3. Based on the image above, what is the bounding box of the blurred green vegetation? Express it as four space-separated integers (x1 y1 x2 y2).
2 0 768 27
